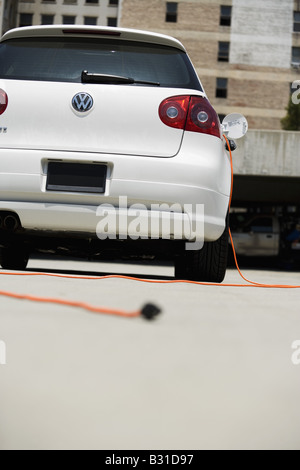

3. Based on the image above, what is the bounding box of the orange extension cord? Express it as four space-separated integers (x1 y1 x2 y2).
0 135 299 320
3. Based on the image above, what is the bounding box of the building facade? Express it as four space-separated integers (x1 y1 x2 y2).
0 0 18 36
17 0 119 28
120 0 300 131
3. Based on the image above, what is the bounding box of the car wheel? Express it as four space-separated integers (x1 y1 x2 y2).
175 215 229 283
0 245 29 270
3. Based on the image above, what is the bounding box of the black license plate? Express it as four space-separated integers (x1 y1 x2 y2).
46 162 107 193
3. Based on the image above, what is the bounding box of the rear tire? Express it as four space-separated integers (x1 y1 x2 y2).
175 216 229 283
0 245 29 270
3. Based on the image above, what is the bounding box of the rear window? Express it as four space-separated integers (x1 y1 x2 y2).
0 36 202 90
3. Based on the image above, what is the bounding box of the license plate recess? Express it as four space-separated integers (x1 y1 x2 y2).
46 162 107 193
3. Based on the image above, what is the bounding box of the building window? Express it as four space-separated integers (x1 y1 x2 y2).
19 13 33 27
294 11 300 32
41 15 55 24
218 42 230 62
42 0 56 3
63 16 76 24
85 0 99 4
64 1 77 4
109 0 119 5
292 46 300 65
107 17 117 27
84 16 97 25
216 78 228 98
166 2 178 23
220 5 232 26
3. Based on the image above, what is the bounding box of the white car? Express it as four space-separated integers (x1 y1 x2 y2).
229 213 281 257
0 25 246 281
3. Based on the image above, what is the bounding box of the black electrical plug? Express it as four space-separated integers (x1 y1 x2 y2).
140 303 162 320
225 139 237 151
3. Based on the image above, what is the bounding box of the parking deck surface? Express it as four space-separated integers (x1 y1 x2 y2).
0 258 300 450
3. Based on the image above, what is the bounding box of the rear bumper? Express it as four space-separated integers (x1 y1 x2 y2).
0 190 228 243
0 139 230 242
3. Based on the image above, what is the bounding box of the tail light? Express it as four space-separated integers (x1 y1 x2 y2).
0 89 8 115
159 95 221 139
158 95 190 129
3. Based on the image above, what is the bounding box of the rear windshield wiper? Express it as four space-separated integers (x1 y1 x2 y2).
81 70 160 86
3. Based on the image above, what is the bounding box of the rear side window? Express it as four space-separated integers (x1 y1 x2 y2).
0 36 202 90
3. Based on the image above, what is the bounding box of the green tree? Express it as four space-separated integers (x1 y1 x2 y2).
281 95 300 131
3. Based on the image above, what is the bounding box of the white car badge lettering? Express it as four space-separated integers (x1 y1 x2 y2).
72 93 93 112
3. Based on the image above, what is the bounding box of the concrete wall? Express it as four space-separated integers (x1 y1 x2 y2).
0 0 3 37
1 0 18 36
230 0 293 68
232 129 300 177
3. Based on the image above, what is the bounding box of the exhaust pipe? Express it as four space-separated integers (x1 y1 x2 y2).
4 214 20 232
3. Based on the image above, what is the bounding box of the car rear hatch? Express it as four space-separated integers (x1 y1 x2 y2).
0 80 203 157
0 28 204 158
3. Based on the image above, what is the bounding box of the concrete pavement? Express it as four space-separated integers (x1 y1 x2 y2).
0 257 300 450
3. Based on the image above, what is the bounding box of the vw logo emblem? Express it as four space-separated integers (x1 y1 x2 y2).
72 92 93 112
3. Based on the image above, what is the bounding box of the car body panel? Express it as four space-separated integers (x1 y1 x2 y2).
0 130 230 241
0 80 206 157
